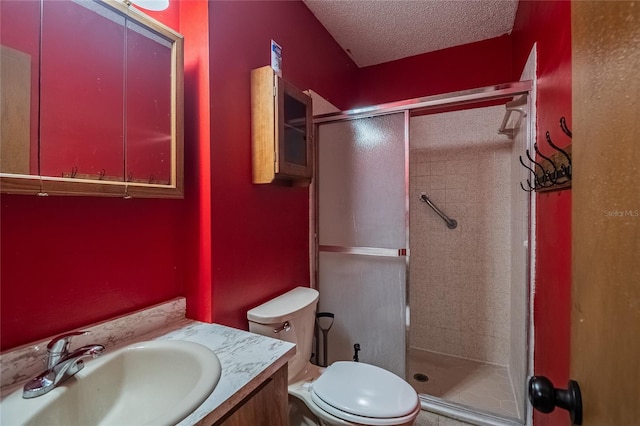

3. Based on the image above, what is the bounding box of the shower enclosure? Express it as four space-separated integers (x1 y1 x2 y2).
314 83 533 425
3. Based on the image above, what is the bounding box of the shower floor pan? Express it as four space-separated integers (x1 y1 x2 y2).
408 348 520 420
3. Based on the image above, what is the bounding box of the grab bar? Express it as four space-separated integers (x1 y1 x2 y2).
419 194 457 229
319 245 407 257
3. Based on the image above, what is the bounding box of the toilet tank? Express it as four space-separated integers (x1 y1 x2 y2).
247 287 319 382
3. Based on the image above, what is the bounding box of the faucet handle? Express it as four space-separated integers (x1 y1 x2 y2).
47 330 89 351
46 331 89 368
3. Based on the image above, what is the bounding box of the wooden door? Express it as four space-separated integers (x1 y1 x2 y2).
571 2 640 425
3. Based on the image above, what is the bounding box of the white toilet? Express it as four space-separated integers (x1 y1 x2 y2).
247 287 420 426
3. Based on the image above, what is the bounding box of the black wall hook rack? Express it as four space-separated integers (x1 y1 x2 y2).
519 117 572 192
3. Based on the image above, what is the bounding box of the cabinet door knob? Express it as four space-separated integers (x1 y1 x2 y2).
528 376 582 425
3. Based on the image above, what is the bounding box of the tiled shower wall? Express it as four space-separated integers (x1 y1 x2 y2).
409 106 512 365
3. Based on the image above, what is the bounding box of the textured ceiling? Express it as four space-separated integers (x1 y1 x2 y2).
303 0 519 67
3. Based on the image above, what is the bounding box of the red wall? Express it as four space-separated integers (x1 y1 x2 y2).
357 35 513 106
0 196 185 350
512 2 572 425
205 1 358 329
177 1 213 324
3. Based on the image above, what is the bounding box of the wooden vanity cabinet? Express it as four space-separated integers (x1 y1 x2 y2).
214 364 288 425
251 66 313 185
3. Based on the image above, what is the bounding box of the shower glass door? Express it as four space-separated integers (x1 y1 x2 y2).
316 112 408 378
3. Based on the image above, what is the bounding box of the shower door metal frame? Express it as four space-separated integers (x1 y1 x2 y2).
312 110 410 374
313 81 532 124
312 81 533 420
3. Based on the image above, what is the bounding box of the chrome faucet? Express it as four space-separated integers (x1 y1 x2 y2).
22 331 105 399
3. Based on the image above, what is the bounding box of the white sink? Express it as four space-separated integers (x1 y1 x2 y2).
1 340 221 426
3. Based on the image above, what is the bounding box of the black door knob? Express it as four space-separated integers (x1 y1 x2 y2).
528 376 582 425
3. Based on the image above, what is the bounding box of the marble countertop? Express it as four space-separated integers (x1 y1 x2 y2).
0 299 296 425
144 319 295 425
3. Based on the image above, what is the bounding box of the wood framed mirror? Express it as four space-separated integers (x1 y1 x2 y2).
0 0 183 198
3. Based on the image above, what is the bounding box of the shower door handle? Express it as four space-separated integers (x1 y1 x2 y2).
528 376 582 425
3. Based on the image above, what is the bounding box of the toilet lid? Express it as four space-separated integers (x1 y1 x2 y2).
310 362 419 420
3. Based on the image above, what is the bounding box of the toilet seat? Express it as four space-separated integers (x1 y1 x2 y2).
310 392 420 426
309 361 420 425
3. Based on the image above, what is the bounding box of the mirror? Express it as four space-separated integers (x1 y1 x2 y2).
0 0 183 198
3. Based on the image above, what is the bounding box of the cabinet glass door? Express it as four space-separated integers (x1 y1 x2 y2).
277 79 311 180
125 20 173 185
283 93 307 167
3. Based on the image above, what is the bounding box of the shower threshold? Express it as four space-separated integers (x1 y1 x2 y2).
419 394 523 426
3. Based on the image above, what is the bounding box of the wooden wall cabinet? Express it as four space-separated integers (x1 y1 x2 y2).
251 66 313 185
